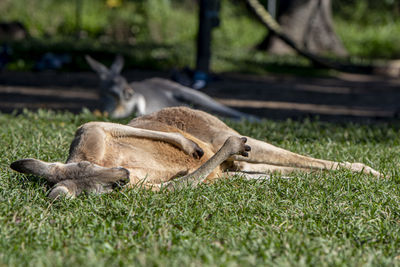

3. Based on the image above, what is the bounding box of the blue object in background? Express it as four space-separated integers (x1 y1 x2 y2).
34 53 71 71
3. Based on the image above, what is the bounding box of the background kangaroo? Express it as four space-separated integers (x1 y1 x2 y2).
10 107 381 200
86 55 256 120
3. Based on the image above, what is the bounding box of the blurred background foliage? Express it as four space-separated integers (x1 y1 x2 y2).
0 0 399 73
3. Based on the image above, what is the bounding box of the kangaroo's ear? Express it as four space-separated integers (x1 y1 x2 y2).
110 54 124 75
85 55 110 80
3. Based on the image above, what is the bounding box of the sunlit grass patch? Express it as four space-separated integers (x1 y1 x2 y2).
1 110 400 266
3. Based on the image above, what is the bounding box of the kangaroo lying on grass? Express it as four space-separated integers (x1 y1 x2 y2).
10 107 381 200
86 55 255 121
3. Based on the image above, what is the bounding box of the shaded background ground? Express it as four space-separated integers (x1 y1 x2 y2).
0 69 399 123
0 0 399 123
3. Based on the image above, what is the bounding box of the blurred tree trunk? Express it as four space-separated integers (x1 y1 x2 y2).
258 0 348 56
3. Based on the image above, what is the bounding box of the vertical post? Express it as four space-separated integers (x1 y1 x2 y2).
75 0 83 38
267 0 277 19
195 0 213 73
173 0 219 89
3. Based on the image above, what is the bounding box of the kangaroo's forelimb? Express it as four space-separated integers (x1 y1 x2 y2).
162 136 251 191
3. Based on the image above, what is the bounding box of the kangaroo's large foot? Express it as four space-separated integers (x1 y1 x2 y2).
345 162 383 178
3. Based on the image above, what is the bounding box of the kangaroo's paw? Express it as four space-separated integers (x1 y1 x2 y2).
182 139 204 159
239 137 252 157
48 185 74 200
192 143 205 159
225 136 252 157
48 180 78 200
48 176 126 200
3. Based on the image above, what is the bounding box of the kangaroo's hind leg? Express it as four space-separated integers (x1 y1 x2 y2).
230 162 314 175
212 132 382 177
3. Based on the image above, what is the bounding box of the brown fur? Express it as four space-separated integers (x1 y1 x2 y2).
10 107 382 200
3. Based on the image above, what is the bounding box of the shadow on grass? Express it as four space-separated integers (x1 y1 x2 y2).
216 54 334 77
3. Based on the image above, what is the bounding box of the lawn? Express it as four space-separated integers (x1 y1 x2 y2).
1 0 399 74
1 110 400 266
1 2 400 265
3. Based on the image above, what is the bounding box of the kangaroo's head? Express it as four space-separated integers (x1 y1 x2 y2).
85 55 145 118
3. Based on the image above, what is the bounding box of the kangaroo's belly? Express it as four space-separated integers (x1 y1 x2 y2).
101 135 219 185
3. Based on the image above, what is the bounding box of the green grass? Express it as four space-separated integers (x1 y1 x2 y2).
1 0 399 74
1 110 400 266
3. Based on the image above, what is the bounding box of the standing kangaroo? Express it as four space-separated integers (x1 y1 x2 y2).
10 107 381 200
86 55 255 120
